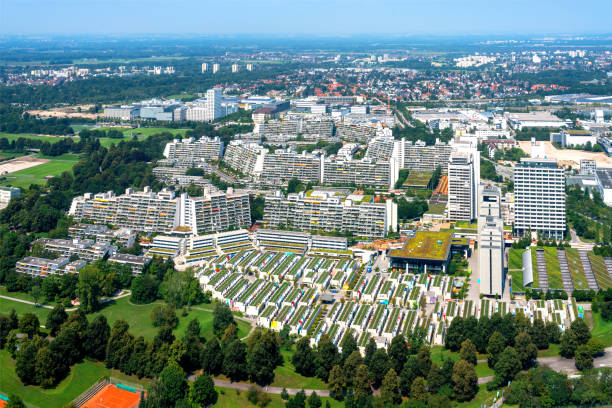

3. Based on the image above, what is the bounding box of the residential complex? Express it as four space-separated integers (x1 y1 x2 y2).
68 187 251 236
514 158 566 239
392 139 452 173
262 190 397 237
163 137 223 161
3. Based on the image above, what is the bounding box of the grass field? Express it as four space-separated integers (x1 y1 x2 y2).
403 171 433 189
0 154 79 188
0 296 52 322
270 349 328 390
427 202 446 215
537 343 560 358
508 248 525 271
543 247 563 290
530 247 540 289
587 252 612 290
456 384 499 408
588 311 612 347
0 349 149 408
564 248 589 291
214 387 343 408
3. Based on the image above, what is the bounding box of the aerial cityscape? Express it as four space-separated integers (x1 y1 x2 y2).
0 1 612 408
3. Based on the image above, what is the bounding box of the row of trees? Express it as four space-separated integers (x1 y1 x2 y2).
0 108 73 135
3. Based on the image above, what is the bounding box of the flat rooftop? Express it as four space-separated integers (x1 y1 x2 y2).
388 231 452 261
596 168 612 189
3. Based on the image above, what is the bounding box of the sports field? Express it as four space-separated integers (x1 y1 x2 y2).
0 154 79 188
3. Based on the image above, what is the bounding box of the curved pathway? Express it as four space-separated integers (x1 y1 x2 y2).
1 289 132 313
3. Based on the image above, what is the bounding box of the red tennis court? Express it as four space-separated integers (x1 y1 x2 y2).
82 384 141 408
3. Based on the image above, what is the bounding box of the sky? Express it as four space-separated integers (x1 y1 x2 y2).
1 0 611 36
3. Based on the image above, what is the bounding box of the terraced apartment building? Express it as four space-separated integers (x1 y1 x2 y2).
322 158 398 188
163 136 223 161
222 140 267 176
262 191 397 237
260 149 323 183
69 186 250 235
392 139 452 173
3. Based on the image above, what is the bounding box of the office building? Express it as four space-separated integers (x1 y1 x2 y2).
595 168 612 206
163 137 223 161
550 129 597 148
514 158 566 239
580 159 597 175
0 186 19 209
69 187 251 235
447 150 479 222
263 191 397 238
212 63 220 74
103 106 139 121
478 215 504 296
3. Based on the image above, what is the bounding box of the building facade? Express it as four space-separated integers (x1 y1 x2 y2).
447 150 479 222
514 158 566 239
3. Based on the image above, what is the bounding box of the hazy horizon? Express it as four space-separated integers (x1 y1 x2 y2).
1 0 611 36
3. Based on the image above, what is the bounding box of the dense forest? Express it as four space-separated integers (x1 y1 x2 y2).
0 108 73 135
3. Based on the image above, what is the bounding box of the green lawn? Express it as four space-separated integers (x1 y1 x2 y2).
214 387 343 408
510 268 525 293
537 343 560 358
589 311 612 347
588 252 612 290
89 297 251 341
0 132 75 144
430 346 487 366
508 249 525 271
530 247 540 289
270 348 329 390
0 154 79 189
475 362 494 378
565 248 589 291
456 384 499 408
0 349 149 408
426 203 446 215
0 296 51 322
543 247 563 290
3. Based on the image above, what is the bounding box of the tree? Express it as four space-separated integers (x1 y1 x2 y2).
287 178 302 194
452 360 478 401
46 304 68 336
486 331 506 369
388 334 408 373
444 317 465 351
15 338 39 384
560 330 580 358
427 363 444 393
363 338 377 367
190 373 218 407
545 321 561 344
514 332 538 369
159 363 187 405
286 389 307 408
18 313 39 337
5 395 26 408
529 318 549 350
150 304 178 329
380 368 401 406
51 322 83 365
307 391 321 408
368 348 389 387
340 332 358 364
105 320 134 370
410 376 428 402
281 388 290 401
185 318 201 338
0 315 11 348
201 337 223 375
440 357 454 387
77 265 100 313
85 315 110 360
569 318 591 345
315 335 339 382
223 339 247 382
492 347 521 387
30 284 42 305
586 338 605 357
131 274 159 304
328 365 344 401
213 303 235 337
574 345 593 371
353 364 372 400
399 356 419 396
343 350 363 388
247 330 281 386
34 346 56 388
293 337 316 377
459 339 477 366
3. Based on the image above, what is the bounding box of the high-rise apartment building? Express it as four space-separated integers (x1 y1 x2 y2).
222 140 267 176
232 64 239 73
514 158 565 239
322 158 398 189
212 63 220 74
205 88 223 120
447 150 479 222
69 187 250 235
201 63 208 73
263 191 397 238
163 137 223 161
392 139 452 173
261 150 323 183
246 64 253 71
